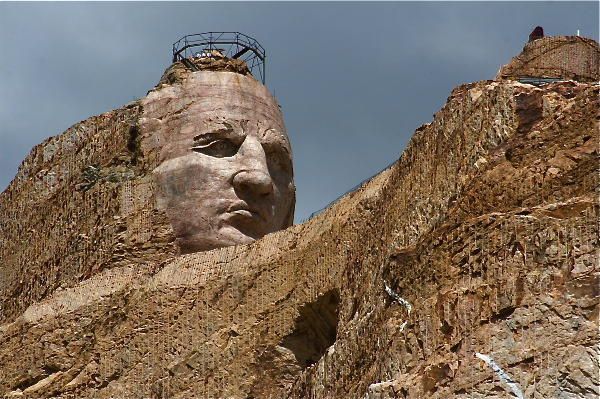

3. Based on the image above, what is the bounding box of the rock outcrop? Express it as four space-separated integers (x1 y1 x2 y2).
157 56 251 87
0 102 177 326
0 63 293 325
0 39 598 398
496 35 600 82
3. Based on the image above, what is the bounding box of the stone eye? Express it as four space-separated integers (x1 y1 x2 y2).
266 146 292 174
191 139 238 158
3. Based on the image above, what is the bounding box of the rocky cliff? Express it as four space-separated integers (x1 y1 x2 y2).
0 66 290 325
496 35 599 82
0 38 598 398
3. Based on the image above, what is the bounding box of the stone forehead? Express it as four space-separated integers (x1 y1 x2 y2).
146 71 285 131
140 70 289 164
186 71 276 100
185 73 278 110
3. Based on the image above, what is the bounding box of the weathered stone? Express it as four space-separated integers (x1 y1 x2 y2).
0 64 294 324
0 38 598 399
143 71 295 253
157 57 251 87
497 35 600 82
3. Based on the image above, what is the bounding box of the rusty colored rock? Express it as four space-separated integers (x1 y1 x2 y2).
0 41 598 399
157 57 251 87
0 66 294 325
496 35 600 82
528 26 544 43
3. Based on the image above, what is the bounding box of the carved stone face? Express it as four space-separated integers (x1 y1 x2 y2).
145 72 295 253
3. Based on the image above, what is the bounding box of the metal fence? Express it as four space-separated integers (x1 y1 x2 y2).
301 159 397 223
172 32 266 84
517 77 565 86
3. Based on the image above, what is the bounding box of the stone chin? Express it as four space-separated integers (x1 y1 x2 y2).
143 70 295 254
175 225 257 255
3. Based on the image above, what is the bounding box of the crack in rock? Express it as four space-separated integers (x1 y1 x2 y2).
475 352 524 399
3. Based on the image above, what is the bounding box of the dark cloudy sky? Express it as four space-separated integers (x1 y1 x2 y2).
0 2 598 222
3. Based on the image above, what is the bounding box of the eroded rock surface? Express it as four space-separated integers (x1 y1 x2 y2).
496 35 600 82
157 57 251 87
0 66 294 325
1 40 598 398
0 77 597 398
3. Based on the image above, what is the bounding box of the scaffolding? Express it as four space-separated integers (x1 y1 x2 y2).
517 76 565 86
172 32 266 84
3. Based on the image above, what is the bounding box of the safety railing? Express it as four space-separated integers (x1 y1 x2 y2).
300 159 397 223
172 32 266 84
517 77 565 86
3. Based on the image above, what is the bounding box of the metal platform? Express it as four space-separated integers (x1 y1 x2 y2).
517 77 565 86
172 32 266 84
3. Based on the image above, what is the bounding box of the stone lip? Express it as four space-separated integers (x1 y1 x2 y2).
496 35 599 82
157 56 252 87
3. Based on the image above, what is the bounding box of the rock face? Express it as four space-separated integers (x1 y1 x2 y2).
496 35 600 82
0 65 294 325
0 40 598 398
528 26 544 43
0 102 172 326
158 57 251 87
142 71 295 254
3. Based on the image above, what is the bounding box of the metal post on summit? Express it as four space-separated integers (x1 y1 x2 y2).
171 31 267 85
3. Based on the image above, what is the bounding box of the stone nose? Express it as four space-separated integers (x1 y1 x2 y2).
232 169 274 196
232 135 274 197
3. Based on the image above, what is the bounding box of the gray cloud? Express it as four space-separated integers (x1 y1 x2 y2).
0 2 597 222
